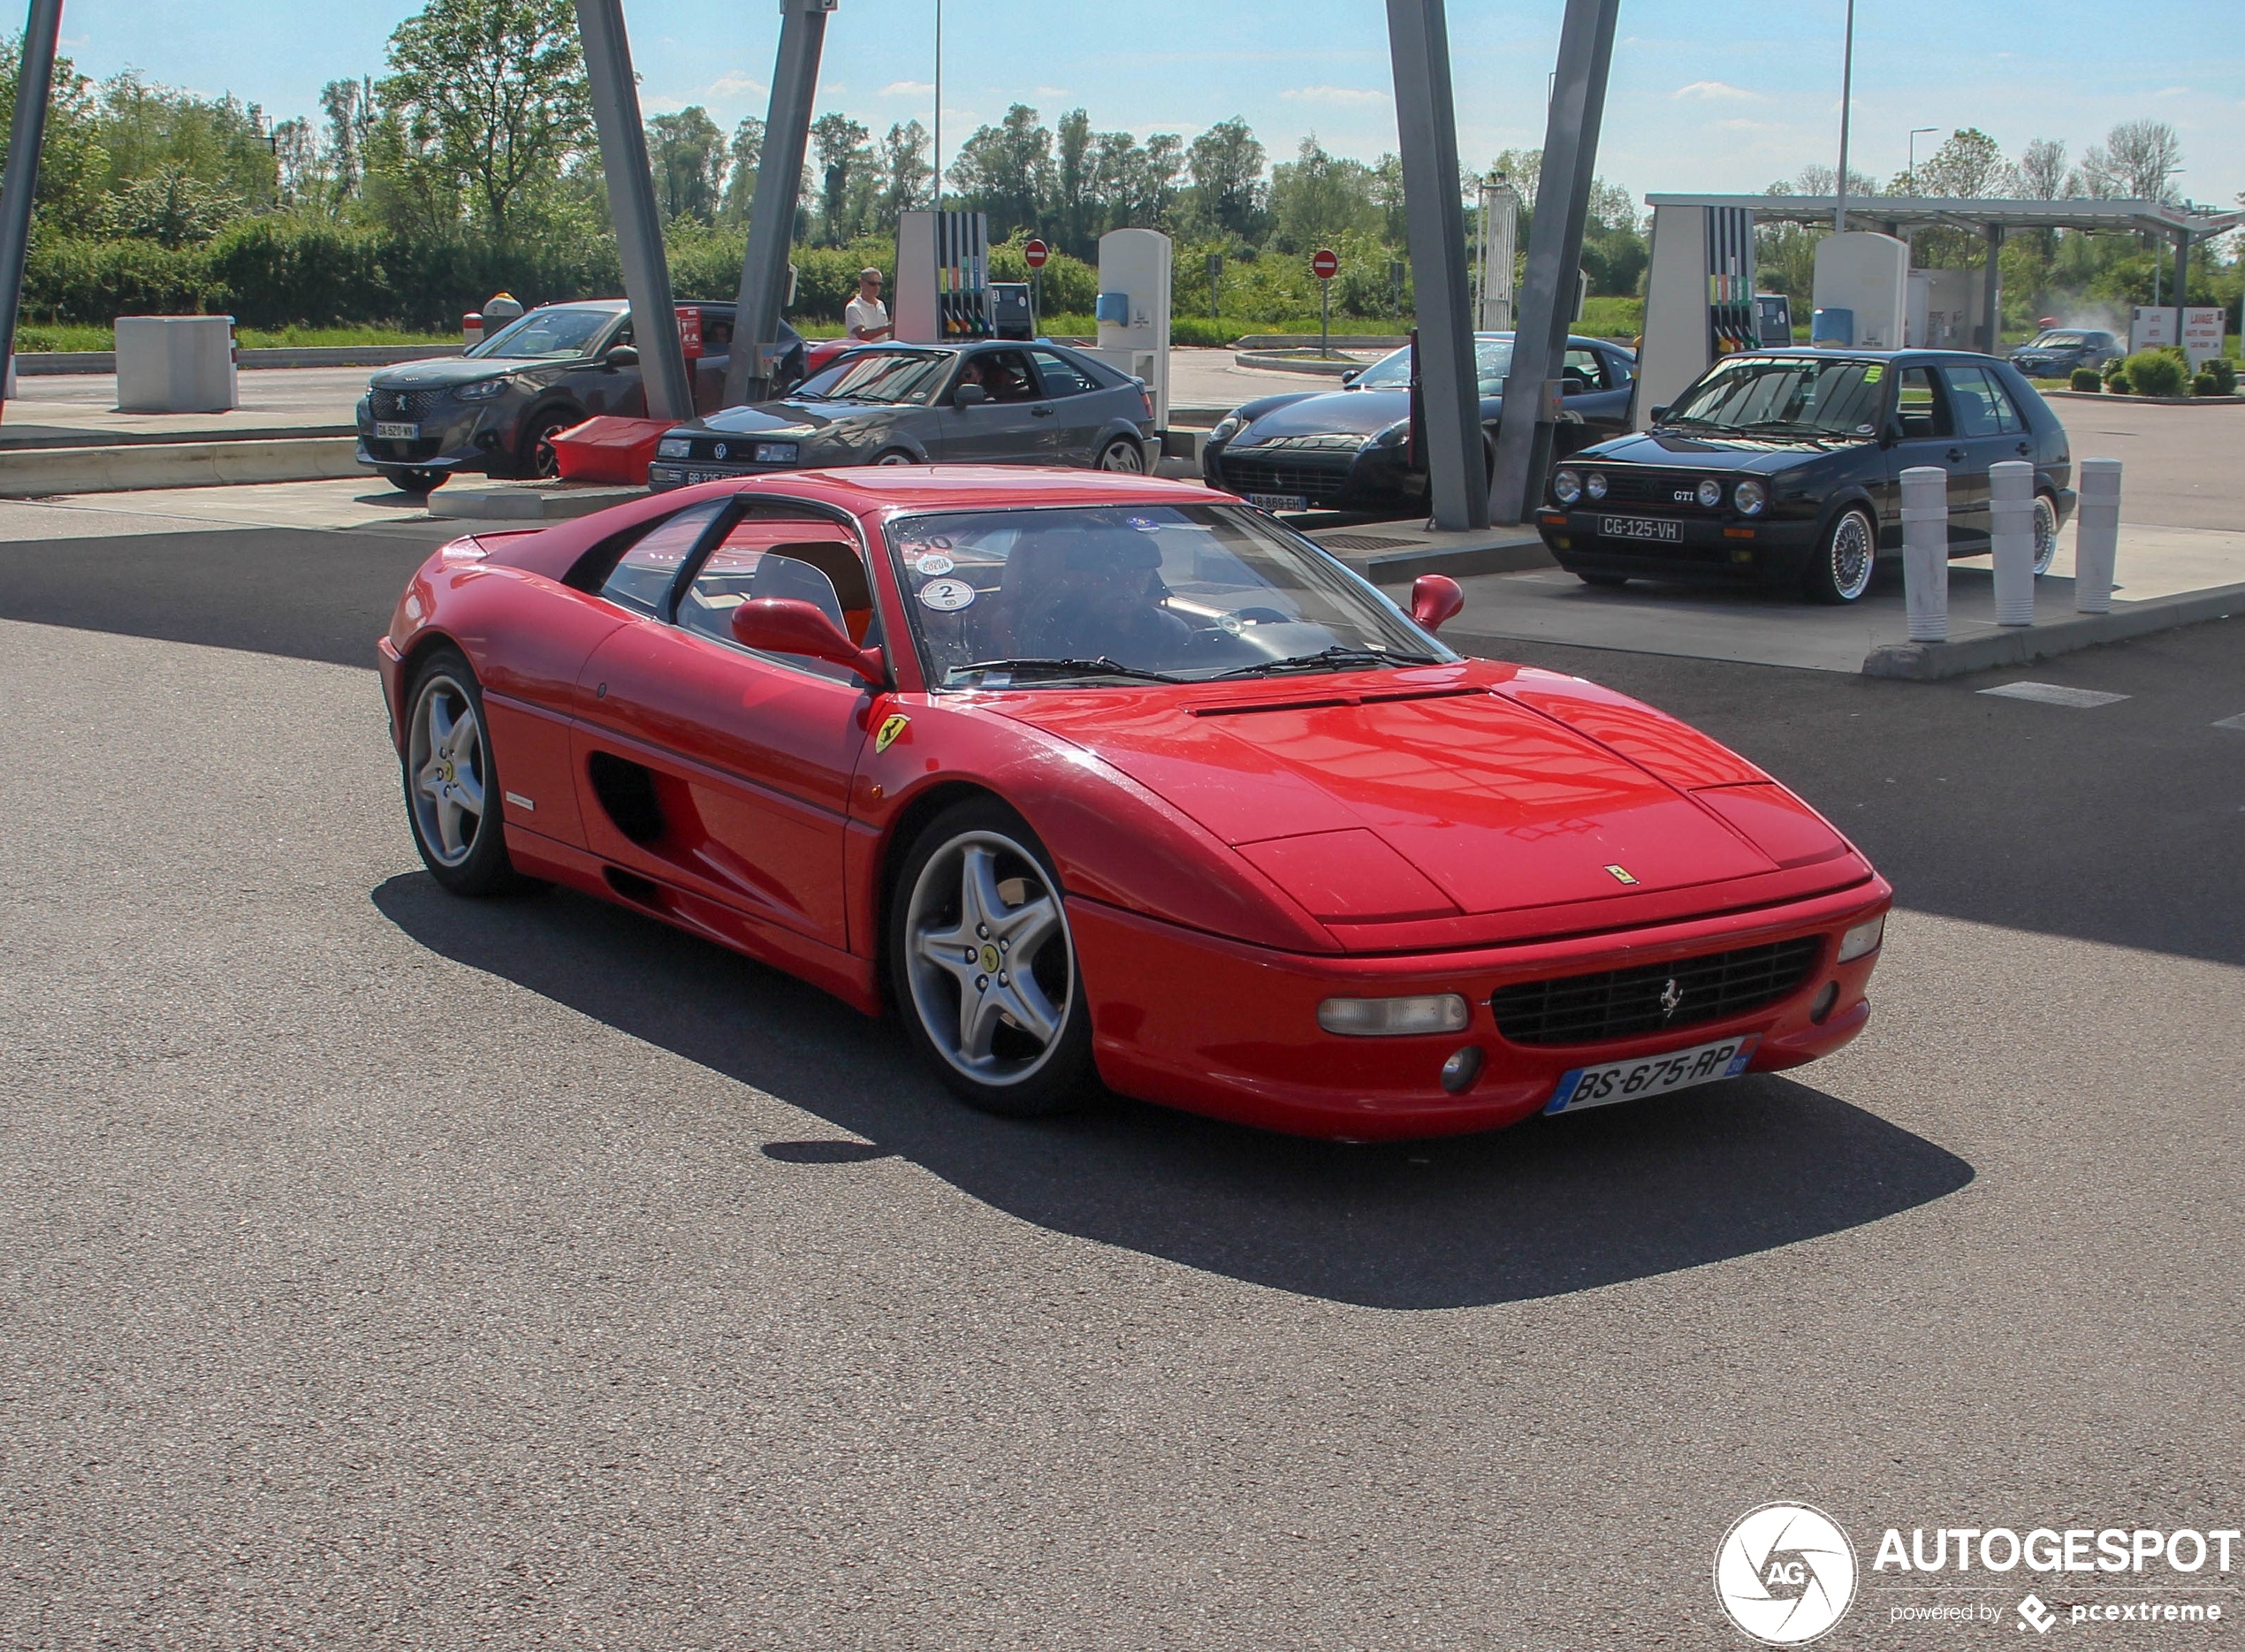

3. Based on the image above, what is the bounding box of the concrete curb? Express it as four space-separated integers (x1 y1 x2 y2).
1234 350 1364 377
1861 582 2245 680
2042 389 2241 406
430 483 643 521
1311 529 1554 585
1234 333 1407 351
0 436 361 496
16 344 464 377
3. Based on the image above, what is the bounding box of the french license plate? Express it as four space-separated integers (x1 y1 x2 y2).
1601 514 1679 542
1247 491 1310 513
374 422 419 440
1543 1033 1760 1115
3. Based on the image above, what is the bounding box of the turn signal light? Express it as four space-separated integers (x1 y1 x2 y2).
1837 914 1885 963
1317 993 1471 1038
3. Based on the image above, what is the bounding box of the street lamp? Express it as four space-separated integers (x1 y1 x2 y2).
1832 0 1856 232
1907 127 1937 192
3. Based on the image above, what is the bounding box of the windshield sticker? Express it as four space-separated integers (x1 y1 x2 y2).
914 552 955 576
918 577 977 613
1861 363 1884 383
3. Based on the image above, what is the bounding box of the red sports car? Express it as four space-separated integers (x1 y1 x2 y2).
378 468 1889 1141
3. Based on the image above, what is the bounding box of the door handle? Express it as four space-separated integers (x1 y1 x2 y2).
2015 441 2032 455
1945 448 1965 463
1031 406 1054 417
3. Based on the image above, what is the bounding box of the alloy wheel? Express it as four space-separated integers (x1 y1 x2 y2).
1828 510 1875 602
2031 494 2059 575
1097 438 1145 473
902 830 1075 1086
407 673 488 867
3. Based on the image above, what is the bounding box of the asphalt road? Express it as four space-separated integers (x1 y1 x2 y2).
3 521 2241 1648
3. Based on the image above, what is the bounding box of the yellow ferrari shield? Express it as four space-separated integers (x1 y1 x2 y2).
875 713 910 754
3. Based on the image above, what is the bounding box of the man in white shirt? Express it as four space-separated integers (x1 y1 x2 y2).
844 269 893 341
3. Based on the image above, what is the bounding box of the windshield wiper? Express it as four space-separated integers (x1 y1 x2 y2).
1212 643 1438 680
948 656 1185 685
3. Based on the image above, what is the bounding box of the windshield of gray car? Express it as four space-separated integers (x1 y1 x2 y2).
2024 331 2087 347
796 349 955 404
886 504 1450 687
466 308 615 360
1660 355 1888 437
1351 339 1514 394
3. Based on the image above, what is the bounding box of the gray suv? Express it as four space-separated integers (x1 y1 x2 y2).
355 300 741 494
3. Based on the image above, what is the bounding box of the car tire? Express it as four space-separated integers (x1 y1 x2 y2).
888 797 1093 1118
521 410 576 479
1095 436 1145 473
2031 492 2059 576
1578 573 1629 589
379 467 448 496
871 447 917 467
402 646 527 897
1804 506 1877 605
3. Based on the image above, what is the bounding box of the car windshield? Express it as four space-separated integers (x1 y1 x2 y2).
1660 356 1888 437
795 349 955 404
467 308 615 360
1350 338 1515 394
887 503 1450 687
2027 331 2086 347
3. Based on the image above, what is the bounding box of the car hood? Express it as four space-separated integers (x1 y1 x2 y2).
1579 429 1861 472
1234 386 1416 442
369 357 535 389
990 666 1861 938
687 400 894 439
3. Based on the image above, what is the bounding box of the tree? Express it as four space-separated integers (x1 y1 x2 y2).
1915 127 2017 198
647 105 725 224
947 103 1051 240
0 32 110 234
878 120 931 231
719 115 765 225
1486 147 1540 209
1789 162 1879 199
2017 138 2070 201
271 117 319 208
377 0 592 246
1053 107 1094 250
319 77 377 200
1370 152 1407 244
94 71 277 211
1267 134 1377 253
1184 116 1265 242
810 112 872 244
2081 119 2181 202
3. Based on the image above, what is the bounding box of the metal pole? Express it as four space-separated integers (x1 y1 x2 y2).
0 0 65 421
2173 230 2188 359
1979 223 2003 354
1385 0 1487 531
575 0 693 423
1319 278 1329 358
726 0 833 407
932 0 941 215
1833 0 1855 232
1488 0 1618 526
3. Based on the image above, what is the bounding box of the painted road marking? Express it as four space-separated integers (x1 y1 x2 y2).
1979 681 2131 709
2214 712 2245 731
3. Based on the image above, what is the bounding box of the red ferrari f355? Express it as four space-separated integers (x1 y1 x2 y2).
379 468 1889 1140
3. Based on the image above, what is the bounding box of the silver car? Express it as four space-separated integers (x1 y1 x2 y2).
646 340 1154 491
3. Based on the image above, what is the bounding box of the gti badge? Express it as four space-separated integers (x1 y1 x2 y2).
1604 864 1639 885
1660 978 1684 1019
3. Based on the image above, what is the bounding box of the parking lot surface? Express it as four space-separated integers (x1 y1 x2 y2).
2 513 2241 1648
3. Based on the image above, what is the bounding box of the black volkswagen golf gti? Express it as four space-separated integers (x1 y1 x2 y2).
1537 349 2074 603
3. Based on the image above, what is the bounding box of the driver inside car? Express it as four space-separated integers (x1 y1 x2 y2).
1005 530 1189 665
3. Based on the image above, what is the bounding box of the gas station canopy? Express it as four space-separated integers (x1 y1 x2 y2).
1648 194 2245 242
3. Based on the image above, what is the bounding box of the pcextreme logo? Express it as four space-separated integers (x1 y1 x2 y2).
1715 1503 1859 1645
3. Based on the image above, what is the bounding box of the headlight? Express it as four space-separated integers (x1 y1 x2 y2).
1209 415 1242 445
455 377 509 400
1553 468 1584 505
1317 994 1471 1038
753 442 800 464
656 437 692 459
1585 470 1609 501
1695 477 1723 508
1837 914 1885 963
1374 421 1409 447
1733 477 1768 515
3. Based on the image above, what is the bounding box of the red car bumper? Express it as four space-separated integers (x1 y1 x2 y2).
1069 879 1890 1141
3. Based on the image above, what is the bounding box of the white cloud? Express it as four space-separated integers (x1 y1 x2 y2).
1034 86 1069 99
1715 118 1782 132
646 70 767 112
2154 85 2190 97
1281 85 1389 106
881 80 935 97
1673 80 1756 101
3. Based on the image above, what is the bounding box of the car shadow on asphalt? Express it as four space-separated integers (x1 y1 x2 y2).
374 872 1975 1312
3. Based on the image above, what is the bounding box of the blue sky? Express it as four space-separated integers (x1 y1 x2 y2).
53 0 2245 210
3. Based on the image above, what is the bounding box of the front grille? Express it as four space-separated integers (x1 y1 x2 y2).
366 437 444 461
370 387 449 421
686 438 771 464
1219 453 1353 506
1592 468 1709 506
1490 936 1823 1047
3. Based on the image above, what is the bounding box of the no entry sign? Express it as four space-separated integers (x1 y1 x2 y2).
1312 248 1339 280
1024 239 1050 270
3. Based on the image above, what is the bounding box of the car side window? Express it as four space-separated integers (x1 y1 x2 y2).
967 349 1039 403
1601 347 1634 384
1894 367 1954 440
675 514 879 681
1562 346 1604 392
1029 349 1100 398
594 499 728 613
1941 365 2020 437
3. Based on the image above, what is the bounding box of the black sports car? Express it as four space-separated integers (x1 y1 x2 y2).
1536 349 2074 603
1202 332 1636 515
2007 328 2123 380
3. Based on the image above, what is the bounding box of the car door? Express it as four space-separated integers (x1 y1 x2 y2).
1885 364 1979 546
938 347 1055 463
565 316 643 418
567 500 874 949
1937 364 2027 544
1568 345 1635 446
1027 347 1107 465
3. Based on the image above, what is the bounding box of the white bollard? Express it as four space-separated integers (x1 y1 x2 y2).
2075 457 2121 615
1989 459 2036 627
1900 465 1950 643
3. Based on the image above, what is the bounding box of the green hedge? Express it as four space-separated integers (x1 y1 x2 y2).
2122 347 2187 398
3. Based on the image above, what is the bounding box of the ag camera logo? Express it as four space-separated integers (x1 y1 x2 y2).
1715 1503 1859 1644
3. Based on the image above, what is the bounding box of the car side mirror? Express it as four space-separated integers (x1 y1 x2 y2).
1878 422 1901 448
1340 369 1360 385
1410 573 1465 635
1648 404 1670 423
954 382 990 407
604 344 639 370
730 598 886 686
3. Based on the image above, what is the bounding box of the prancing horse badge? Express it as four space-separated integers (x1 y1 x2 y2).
1604 864 1639 886
875 713 910 753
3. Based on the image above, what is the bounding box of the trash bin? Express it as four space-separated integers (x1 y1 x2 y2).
115 315 238 413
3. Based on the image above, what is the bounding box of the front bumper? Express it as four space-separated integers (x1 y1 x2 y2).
648 458 808 492
1537 506 1824 586
1205 439 1418 514
356 402 512 476
1068 879 1891 1140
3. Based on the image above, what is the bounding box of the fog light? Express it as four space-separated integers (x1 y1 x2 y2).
1810 981 1840 1024
1317 993 1471 1038
1837 913 1885 963
1440 1046 1483 1093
